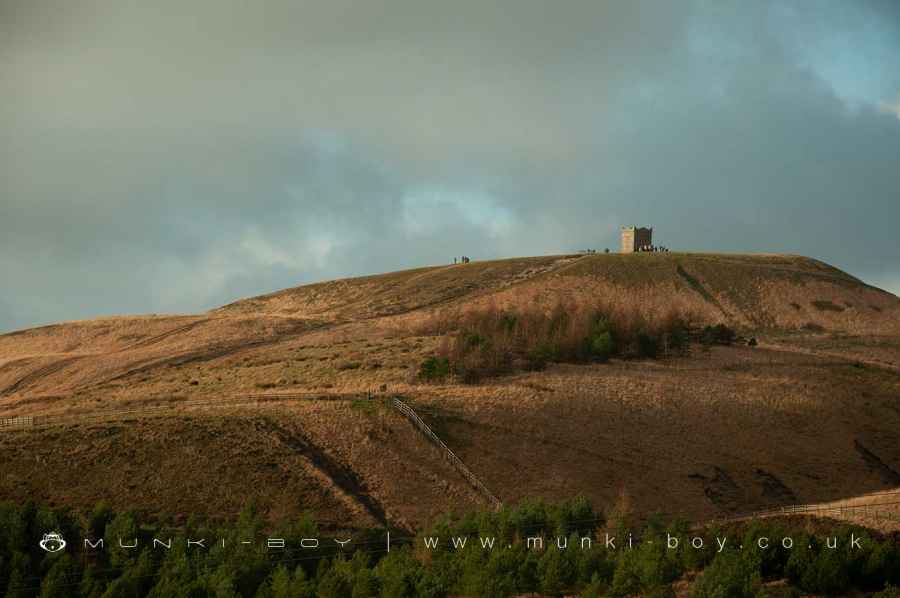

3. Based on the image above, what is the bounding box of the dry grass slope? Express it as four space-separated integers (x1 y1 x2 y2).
1 252 898 528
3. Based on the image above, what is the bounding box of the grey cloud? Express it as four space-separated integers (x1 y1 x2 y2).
1 0 899 332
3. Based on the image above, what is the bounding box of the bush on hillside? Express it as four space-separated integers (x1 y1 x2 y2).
690 551 760 598
419 302 693 383
699 323 736 346
811 299 844 312
418 356 451 382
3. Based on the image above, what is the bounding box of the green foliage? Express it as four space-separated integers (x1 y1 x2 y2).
690 550 760 598
0 499 896 598
104 511 139 569
79 565 106 598
375 548 421 598
4 551 32 598
351 566 378 598
38 554 77 598
89 501 114 537
258 565 289 598
874 583 900 598
433 302 692 383
579 572 607 598
864 540 900 586
0 502 28 556
418 356 451 381
316 557 354 598
538 542 577 597
102 550 156 598
587 321 614 363
609 550 642 596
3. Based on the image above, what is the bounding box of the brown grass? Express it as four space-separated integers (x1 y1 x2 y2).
1 252 899 528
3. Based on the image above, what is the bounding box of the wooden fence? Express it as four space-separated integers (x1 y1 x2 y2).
391 397 502 511
5 392 898 527
0 392 368 432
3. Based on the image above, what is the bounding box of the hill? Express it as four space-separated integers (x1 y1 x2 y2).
215 253 895 332
1 253 899 530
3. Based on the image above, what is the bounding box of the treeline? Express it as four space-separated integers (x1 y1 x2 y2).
417 302 735 383
1 499 899 597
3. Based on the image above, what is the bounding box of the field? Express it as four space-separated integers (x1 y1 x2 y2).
1 252 899 532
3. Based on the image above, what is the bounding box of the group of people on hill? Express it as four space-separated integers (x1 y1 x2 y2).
637 245 669 252
453 256 471 264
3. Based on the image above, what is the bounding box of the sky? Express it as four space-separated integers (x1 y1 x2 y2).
2 0 900 332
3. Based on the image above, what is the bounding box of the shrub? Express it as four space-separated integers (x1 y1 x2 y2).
810 299 844 312
423 301 693 383
418 356 450 382
636 333 660 358
665 323 691 353
786 539 852 595
526 343 558 371
580 573 607 598
699 324 736 346
864 541 900 587
691 551 760 598
587 319 614 362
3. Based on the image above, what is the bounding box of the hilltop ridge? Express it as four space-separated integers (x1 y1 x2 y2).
1 252 899 529
214 253 897 334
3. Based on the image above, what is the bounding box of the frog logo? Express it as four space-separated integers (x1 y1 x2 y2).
39 532 67 553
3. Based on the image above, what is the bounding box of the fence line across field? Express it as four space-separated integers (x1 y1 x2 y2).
2 392 898 527
0 391 371 431
391 397 502 511
1 392 504 510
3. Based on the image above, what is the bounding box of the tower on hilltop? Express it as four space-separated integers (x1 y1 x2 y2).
620 226 653 253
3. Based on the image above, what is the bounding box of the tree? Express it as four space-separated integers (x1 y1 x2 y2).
538 543 576 597
79 564 107 598
4 552 31 598
258 564 315 598
102 551 156 598
351 568 378 598
0 503 28 559
88 502 114 538
690 551 760 598
103 512 139 570
38 554 77 598
375 549 421 598
609 551 642 597
316 558 353 598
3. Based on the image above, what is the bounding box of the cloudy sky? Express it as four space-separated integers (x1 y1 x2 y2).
2 0 900 332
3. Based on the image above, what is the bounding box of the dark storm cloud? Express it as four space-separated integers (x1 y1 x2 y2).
1 0 899 332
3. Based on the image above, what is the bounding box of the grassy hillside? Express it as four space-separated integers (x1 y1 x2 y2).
1 253 899 529
216 253 899 333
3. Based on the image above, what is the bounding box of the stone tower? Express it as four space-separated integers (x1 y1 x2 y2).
620 226 652 253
